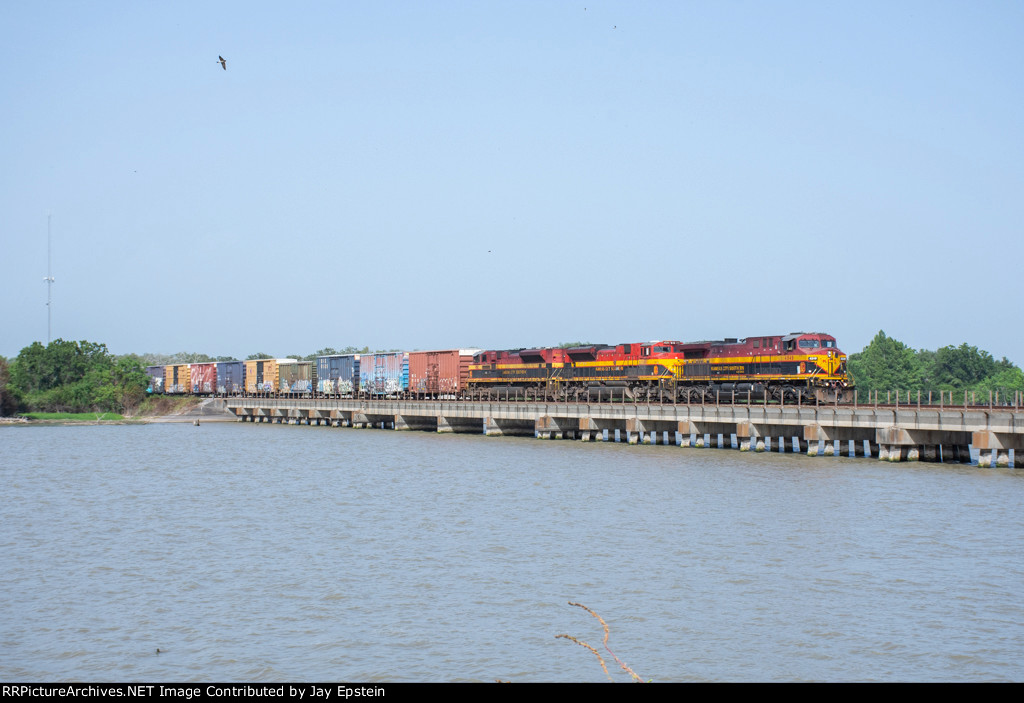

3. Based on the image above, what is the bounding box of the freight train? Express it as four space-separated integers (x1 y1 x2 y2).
146 332 851 403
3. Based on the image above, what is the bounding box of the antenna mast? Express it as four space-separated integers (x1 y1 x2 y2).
44 214 55 343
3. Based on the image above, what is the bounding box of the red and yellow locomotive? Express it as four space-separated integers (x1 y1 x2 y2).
468 332 851 403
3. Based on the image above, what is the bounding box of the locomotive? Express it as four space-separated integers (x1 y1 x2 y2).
467 332 851 403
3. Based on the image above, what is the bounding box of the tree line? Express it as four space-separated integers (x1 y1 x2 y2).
0 340 148 415
847 331 1024 396
133 347 379 365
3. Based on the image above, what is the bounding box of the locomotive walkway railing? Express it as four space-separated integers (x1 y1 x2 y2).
221 395 1023 468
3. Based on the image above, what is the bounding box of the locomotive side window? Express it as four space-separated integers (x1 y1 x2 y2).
798 339 820 349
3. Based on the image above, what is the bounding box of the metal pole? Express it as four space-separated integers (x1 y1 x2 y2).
44 214 54 344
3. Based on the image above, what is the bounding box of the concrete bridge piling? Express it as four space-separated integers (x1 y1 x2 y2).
224 398 1021 468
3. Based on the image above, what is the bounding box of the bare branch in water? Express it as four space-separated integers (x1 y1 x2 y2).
560 601 644 682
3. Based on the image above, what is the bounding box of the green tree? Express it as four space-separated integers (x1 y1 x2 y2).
0 357 23 416
110 357 149 413
168 352 215 364
303 347 369 359
6 339 147 414
973 366 1024 394
847 333 1022 396
10 339 113 395
846 331 922 394
931 343 997 388
246 352 274 360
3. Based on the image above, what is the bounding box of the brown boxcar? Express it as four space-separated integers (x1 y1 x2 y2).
190 363 217 394
164 364 191 394
245 359 278 393
408 349 480 397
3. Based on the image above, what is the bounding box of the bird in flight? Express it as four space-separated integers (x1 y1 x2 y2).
217 55 227 70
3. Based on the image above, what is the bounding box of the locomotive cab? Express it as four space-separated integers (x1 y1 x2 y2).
786 333 848 386
640 341 684 357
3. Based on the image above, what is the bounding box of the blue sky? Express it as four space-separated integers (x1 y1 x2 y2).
2 1 1022 363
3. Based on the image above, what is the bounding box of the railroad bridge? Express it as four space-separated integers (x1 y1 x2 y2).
222 398 1022 468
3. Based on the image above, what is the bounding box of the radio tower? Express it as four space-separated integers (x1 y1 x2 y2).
44 214 55 344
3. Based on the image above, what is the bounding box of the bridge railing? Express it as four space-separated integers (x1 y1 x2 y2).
852 389 1023 410
220 389 1024 410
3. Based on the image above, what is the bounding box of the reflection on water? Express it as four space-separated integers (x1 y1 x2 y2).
1 423 1022 681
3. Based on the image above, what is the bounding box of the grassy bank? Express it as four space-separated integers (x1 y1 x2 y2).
19 409 124 421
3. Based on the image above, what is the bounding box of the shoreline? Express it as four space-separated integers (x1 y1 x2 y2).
1 399 237 425
1 415 237 425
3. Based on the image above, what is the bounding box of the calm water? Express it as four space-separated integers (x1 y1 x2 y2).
1 422 1022 682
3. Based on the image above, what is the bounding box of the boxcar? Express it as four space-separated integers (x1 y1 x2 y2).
190 363 217 394
165 364 191 394
278 359 313 394
216 361 245 395
244 359 278 393
408 349 480 397
317 354 359 395
358 352 408 396
145 365 165 394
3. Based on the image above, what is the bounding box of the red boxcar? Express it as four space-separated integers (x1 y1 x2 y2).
407 349 480 397
190 363 217 394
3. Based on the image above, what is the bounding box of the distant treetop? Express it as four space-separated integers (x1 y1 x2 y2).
848 331 1022 394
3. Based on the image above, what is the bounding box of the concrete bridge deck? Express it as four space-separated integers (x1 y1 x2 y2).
223 398 1023 468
